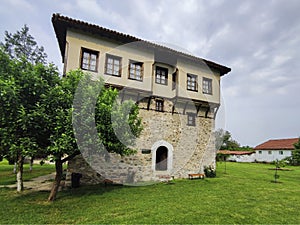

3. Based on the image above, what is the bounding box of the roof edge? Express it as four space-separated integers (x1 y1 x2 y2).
254 137 299 150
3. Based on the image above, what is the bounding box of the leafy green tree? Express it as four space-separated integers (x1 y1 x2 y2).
0 25 47 64
45 70 142 201
286 138 300 166
214 129 240 150
42 70 79 201
0 49 59 191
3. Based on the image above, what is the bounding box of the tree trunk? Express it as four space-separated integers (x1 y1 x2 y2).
48 157 62 201
13 162 17 174
16 154 24 192
29 156 34 172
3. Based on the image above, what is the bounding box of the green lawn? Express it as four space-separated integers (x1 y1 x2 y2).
0 160 55 185
0 162 299 224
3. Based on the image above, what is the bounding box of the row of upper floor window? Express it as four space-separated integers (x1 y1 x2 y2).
80 47 213 95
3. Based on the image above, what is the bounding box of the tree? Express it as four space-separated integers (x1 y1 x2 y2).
272 159 286 183
286 138 300 166
0 49 59 192
45 70 143 201
0 25 47 65
0 24 50 179
214 129 240 150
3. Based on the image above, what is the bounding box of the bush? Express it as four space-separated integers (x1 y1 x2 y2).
204 165 216 178
285 149 300 166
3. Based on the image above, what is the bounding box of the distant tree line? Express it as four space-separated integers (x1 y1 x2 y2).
214 128 253 151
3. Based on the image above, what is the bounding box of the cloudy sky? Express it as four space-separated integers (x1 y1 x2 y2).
1 0 300 147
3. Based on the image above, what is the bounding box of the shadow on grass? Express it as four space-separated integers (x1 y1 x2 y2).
8 182 152 203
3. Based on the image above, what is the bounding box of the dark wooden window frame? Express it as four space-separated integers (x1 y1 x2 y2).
128 60 143 81
187 74 198 92
202 77 213 95
105 54 122 77
187 113 196 126
155 66 168 85
155 100 164 112
172 72 176 90
80 47 99 72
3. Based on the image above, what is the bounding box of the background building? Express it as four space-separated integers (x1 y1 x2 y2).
254 138 298 162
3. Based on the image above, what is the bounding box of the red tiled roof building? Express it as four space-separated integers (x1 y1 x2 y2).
254 138 298 162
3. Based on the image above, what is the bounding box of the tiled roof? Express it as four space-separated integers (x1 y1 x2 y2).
217 150 255 155
254 138 299 150
51 13 231 76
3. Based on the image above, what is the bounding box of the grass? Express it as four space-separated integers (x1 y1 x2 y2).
0 162 299 224
0 159 56 185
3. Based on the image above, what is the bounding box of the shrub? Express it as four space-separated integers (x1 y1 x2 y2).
204 165 216 178
285 149 300 166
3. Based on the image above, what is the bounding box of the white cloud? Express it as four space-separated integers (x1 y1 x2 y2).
1 0 300 146
272 54 292 67
223 86 241 97
237 1 252 15
4 0 35 12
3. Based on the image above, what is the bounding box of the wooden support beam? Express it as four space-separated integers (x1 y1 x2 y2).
121 89 125 103
147 96 152 110
214 105 220 119
172 97 177 115
205 106 210 118
136 92 140 103
183 101 189 115
196 104 202 115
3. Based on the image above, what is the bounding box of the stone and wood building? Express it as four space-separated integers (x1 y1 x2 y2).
52 13 231 185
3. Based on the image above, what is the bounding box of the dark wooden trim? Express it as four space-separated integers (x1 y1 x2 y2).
196 104 202 115
155 99 164 112
187 73 198 92
187 112 196 126
80 47 99 72
121 89 125 103
128 60 144 81
183 101 189 115
202 77 213 95
136 92 140 103
147 97 152 110
205 106 210 118
105 53 122 77
155 66 168 85
172 97 177 115
214 105 220 119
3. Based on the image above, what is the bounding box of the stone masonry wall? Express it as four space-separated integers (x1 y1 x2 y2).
67 97 216 186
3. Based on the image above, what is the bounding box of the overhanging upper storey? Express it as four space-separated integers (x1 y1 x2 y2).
52 13 231 76
51 13 231 105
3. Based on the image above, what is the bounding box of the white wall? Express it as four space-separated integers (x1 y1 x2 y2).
227 154 255 163
255 150 292 162
65 29 221 104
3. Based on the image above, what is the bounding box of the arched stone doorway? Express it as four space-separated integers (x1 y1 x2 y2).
151 140 173 172
155 146 168 171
